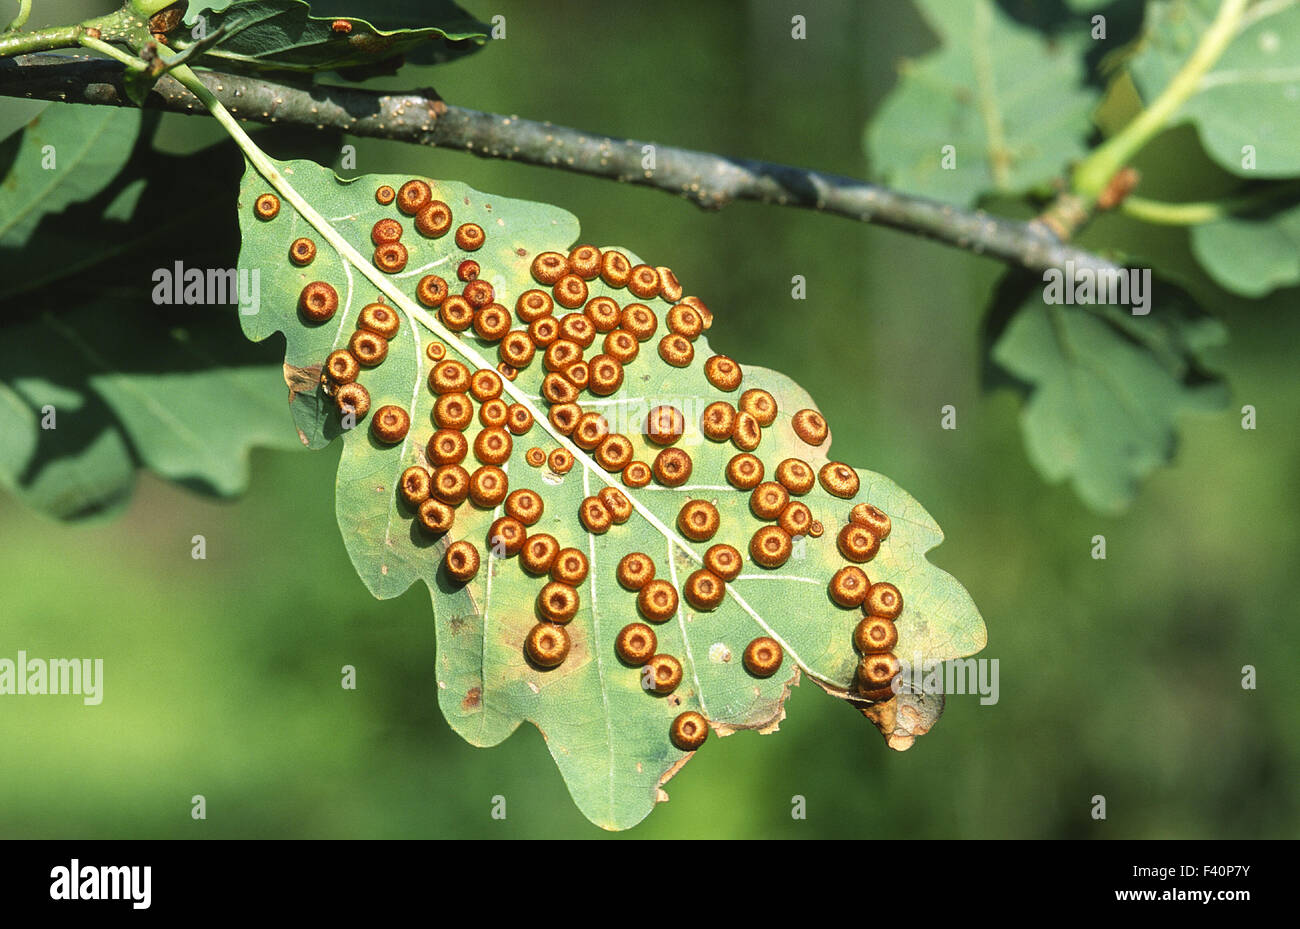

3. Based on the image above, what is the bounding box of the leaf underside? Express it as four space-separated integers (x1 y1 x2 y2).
237 159 985 829
175 0 489 75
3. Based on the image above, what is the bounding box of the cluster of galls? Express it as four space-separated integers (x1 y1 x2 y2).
827 504 902 701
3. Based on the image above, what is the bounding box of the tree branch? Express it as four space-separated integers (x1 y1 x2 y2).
0 53 1120 274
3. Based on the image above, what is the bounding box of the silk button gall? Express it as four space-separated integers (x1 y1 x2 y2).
829 566 870 608
289 237 316 266
644 654 683 695
865 582 903 620
775 459 815 496
520 534 559 575
704 355 742 392
350 329 388 367
550 548 589 586
627 264 661 299
498 331 536 368
819 462 860 499
616 552 655 590
658 334 694 368
547 448 574 475
335 383 370 419
657 267 684 303
371 218 403 246
670 711 708 751
567 244 602 280
454 223 485 251
850 503 892 541
703 543 742 582
620 303 657 341
531 251 569 285
253 193 280 220
375 185 396 206
731 411 762 451
396 179 431 215
416 200 452 237
537 582 580 624
370 405 410 444
854 616 898 655
473 426 512 466
791 409 828 446
856 652 901 695
573 411 611 452
778 500 813 537
444 540 480 583
373 242 408 273
666 304 703 340
837 523 880 563
433 392 474 431
637 579 679 623
470 369 503 401
615 623 657 666
416 274 449 308
584 296 620 332
427 429 468 466
506 404 534 436
750 482 789 521
525 622 570 669
597 486 632 524
488 516 527 556
652 448 692 487
749 525 793 568
457 259 480 282
398 466 432 508
417 498 454 533
600 250 632 288
645 405 685 446
463 279 495 310
595 434 634 472
587 355 624 396
684 569 725 611
299 281 339 323
725 453 764 490
701 401 737 441
359 302 400 340
432 465 471 505
324 349 360 386
743 637 784 678
739 389 777 427
504 488 544 526
479 397 510 429
602 329 639 364
439 295 474 332
516 289 554 323
468 466 508 508
677 500 720 542
579 496 613 534
622 460 652 488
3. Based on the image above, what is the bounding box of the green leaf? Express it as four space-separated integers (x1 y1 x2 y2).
172 0 488 76
1190 197 1300 296
236 159 987 829
0 302 303 521
989 271 1228 514
0 104 304 520
865 0 1099 206
1128 0 1300 178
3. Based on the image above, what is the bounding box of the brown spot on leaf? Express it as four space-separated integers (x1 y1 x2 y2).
284 362 320 400
462 686 482 710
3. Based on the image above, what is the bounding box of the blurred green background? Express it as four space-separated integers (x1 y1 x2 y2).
1 0 1297 838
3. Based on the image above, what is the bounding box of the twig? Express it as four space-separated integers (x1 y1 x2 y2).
0 53 1122 275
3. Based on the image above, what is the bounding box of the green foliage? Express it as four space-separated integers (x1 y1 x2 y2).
1129 0 1300 178
172 0 488 75
236 159 985 829
0 103 302 520
865 0 1098 206
988 272 1227 513
1191 199 1300 297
